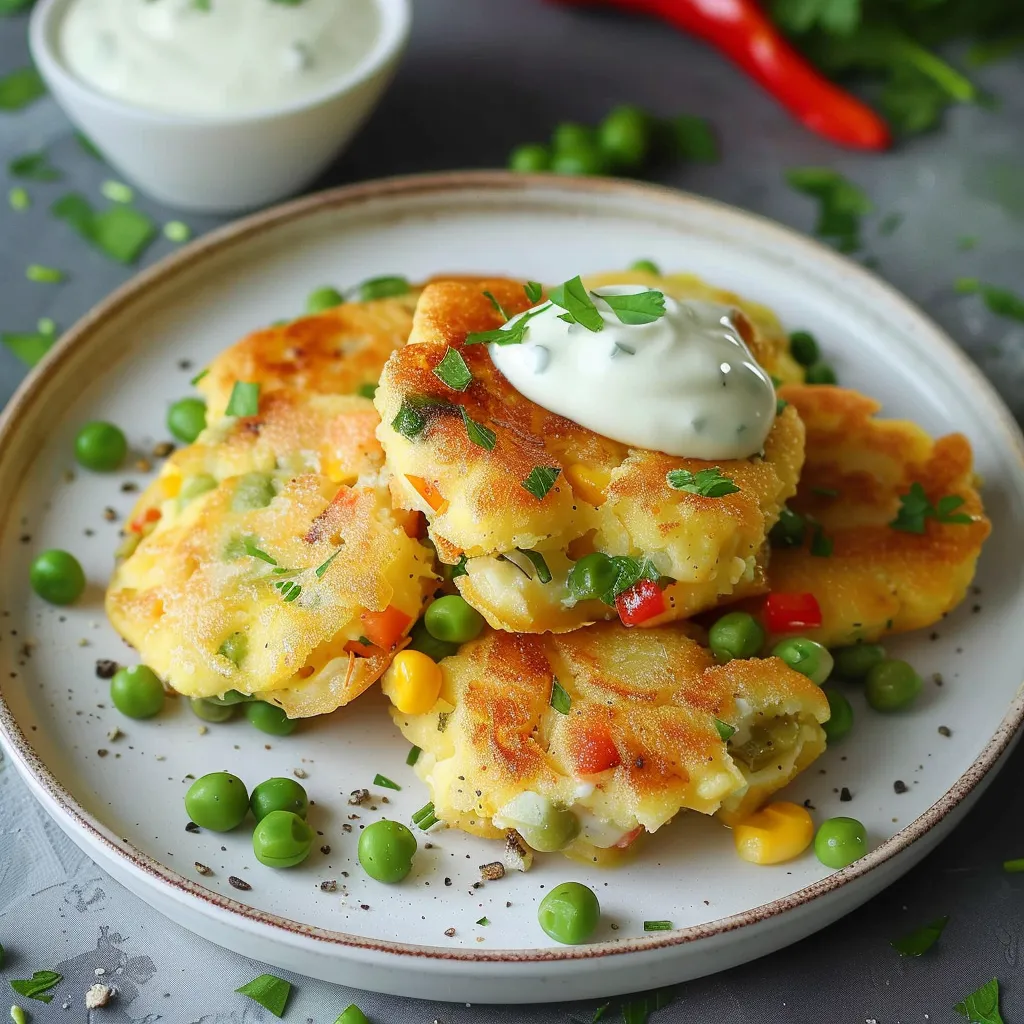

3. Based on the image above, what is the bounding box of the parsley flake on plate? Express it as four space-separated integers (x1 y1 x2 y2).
890 914 948 956
549 275 604 332
0 67 45 111
786 167 872 253
25 264 64 283
8 151 61 181
521 465 560 500
890 482 972 533
666 467 740 498
549 677 571 714
954 977 1005 1024
955 278 1024 323
163 220 192 243
10 971 63 1004
433 347 473 391
235 974 292 1019
596 288 666 325
225 381 260 417
643 920 673 931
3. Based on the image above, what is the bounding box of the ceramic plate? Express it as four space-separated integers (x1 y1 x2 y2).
1 173 1022 1005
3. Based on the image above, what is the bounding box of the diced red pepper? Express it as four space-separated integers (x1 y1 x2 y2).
128 507 162 533
358 605 413 651
615 578 666 626
615 826 644 850
573 728 621 776
764 592 822 633
344 639 376 658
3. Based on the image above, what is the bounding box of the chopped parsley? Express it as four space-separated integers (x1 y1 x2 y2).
465 303 550 346
52 193 157 264
0 67 45 111
521 465 561 500
25 264 64 283
8 151 60 181
666 467 740 498
955 278 1024 323
235 974 292 1019
482 290 509 321
476 916 490 926
786 168 872 253
412 801 439 830
373 773 401 791
450 554 468 579
714 719 736 742
392 400 427 440
2 317 57 367
10 971 63 1004
810 521 833 557
576 555 660 606
954 978 1005 1024
643 920 673 931
890 482 972 533
549 677 571 715
549 275 604 332
597 289 666 325
460 407 496 450
812 486 839 498
433 347 473 391
770 506 806 548
274 580 302 602
8 186 29 211
314 548 343 579
519 549 552 583
244 539 277 565
668 114 718 162
406 745 421 766
225 381 260 417
524 280 543 303
890 915 948 957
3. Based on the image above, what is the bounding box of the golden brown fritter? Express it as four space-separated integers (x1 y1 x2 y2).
375 277 805 633
764 385 990 647
393 623 828 861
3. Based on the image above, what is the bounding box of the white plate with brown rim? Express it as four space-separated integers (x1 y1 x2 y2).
0 172 1022 1005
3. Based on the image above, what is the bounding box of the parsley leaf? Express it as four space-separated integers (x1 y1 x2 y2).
524 280 543 303
521 465 561 500
482 290 509 321
890 482 972 533
0 67 45 111
51 193 157 264
392 400 427 440
955 278 1024 323
596 289 666 325
450 553 468 579
406 745 421 766
464 304 550 346
666 467 740 498
786 167 872 252
236 974 292 1018
954 978 1005 1024
10 971 63 1003
597 556 660 605
225 381 260 417
549 677 571 714
620 988 676 1024
549 275 604 332
667 114 719 162
890 915 948 957
460 407 496 451
8 150 60 181
2 318 57 366
714 718 736 742
770 506 806 548
433 347 473 391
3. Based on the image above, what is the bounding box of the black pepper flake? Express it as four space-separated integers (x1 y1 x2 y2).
120 482 138 493
178 359 193 370
185 821 200 834
97 749 108 758
444 877 452 887
840 787 853 802
802 799 815 810
972 604 981 613
938 725 952 737
360 904 370 911
348 789 369 806
228 875 251 891
320 845 331 855
932 673 944 686
893 780 908 794
152 441 175 458
95 659 119 679
194 862 212 876
341 823 353 833
320 880 338 892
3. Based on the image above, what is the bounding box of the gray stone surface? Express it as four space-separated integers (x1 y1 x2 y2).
1 1 1022 1020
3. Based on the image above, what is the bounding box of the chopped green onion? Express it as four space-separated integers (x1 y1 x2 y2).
25 264 64 283
412 801 439 830
0 67 45 112
235 974 292 1018
406 745 421 766
519 549 552 584
163 220 192 243
52 193 157 264
550 677 571 715
37 317 56 336
244 540 278 565
190 368 209 386
314 548 343 579
476 917 490 926
100 180 134 204
2 327 55 366
643 920 673 931
225 381 260 418
8 187 29 211
275 580 302 602
714 719 736 742
7 151 60 181
1003 858 1024 873
373 773 401 791
11 1006 27 1024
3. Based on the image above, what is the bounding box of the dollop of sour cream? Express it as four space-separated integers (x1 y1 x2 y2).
488 287 777 460
59 0 382 117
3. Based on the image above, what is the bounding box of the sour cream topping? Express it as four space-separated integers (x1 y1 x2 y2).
488 287 777 460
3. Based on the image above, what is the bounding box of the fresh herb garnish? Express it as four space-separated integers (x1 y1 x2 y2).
8 186 29 211
0 67 45 111
433 347 473 391
235 974 292 1019
357 382 378 399
954 978 1005 1024
955 278 1024 323
244 539 277 565
548 275 604 332
619 988 676 1024
464 303 551 346
10 971 63 1003
476 917 490 926
786 168 872 253
714 719 736 742
2 317 57 367
1003 858 1024 873
0 0 34 14
574 555 660 606
8 150 60 181
596 289 666 325
879 212 904 236
163 220 192 243
75 132 103 160
666 467 740 498
373 773 401 791
460 407 496 451
890 915 948 957
412 801 439 830
52 193 157 264
812 486 839 498
643 920 673 931
549 677 571 714
100 180 134 204
524 280 543 304
190 368 209 385
668 114 719 161
225 381 260 417
770 506 806 548
450 554 468 579
810 521 833 557
890 482 972 533
521 465 561 501
25 264 64 283
482 290 509 321
275 580 302 603
357 635 371 646
520 549 552 583
314 548 343 579
406 745 421 766
355 275 410 302
392 400 427 440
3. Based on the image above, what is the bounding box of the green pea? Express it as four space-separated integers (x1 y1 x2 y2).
245 701 298 736
184 772 249 831
358 819 417 883
804 361 837 385
629 259 661 274
252 809 314 868
709 611 765 663
509 143 551 173
500 795 580 853
406 616 460 661
74 421 127 471
179 473 218 502
356 276 411 302
814 816 867 869
334 1006 370 1024
218 631 248 666
231 472 276 511
29 549 86 605
251 777 309 822
306 286 344 314
821 687 853 743
831 642 886 681
110 664 166 719
551 144 608 177
424 594 485 645
205 689 255 706
789 330 820 367
771 637 834 685
190 697 236 723
552 123 595 154
167 397 207 443
865 659 922 712
598 105 651 169
538 881 600 945
567 552 618 602
769 506 806 548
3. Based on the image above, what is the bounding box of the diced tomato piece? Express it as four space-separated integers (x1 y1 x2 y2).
615 579 665 626
615 826 644 850
128 507 162 533
764 592 823 633
406 474 448 514
359 605 413 651
573 729 621 775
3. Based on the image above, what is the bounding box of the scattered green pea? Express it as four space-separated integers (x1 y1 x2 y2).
334 1006 370 1024
358 819 417 883
245 701 298 736
709 611 765 663
567 552 618 602
831 642 886 681
821 687 853 743
306 286 344 314
551 145 608 177
538 881 601 945
250 777 309 822
184 772 249 831
789 331 820 367
111 664 166 719
29 549 85 605
865 659 922 711
189 697 236 723
629 259 660 274
167 397 207 443
509 144 551 173
552 123 595 154
424 594 485 645
205 689 255 706
218 632 248 666
406 617 459 661
814 816 868 869
74 421 127 471
771 637 834 685
804 361 837 385
598 105 651 170
252 809 314 868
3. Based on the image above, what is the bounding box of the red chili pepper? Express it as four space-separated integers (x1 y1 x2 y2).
550 0 891 151
764 592 823 633
615 578 666 626
573 728 621 775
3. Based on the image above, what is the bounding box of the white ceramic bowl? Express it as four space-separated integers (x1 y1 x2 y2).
29 0 411 213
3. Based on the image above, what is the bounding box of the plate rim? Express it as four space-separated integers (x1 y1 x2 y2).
1 169 1022 966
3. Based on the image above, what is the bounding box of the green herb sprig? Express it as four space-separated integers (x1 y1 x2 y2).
235 974 292 1019
890 482 972 533
666 467 740 498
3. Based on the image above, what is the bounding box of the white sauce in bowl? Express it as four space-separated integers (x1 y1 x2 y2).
59 0 382 117
488 287 777 460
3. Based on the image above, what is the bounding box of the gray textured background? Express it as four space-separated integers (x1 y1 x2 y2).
2 1 1023 1021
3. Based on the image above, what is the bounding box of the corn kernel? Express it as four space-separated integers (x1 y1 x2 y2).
564 463 611 507
381 650 443 715
732 801 814 865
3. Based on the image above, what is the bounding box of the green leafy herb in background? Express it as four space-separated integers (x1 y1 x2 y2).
51 193 157 264
955 278 1024 323
10 971 63 1003
890 915 949 956
2 318 57 367
521 465 561 501
235 974 292 1019
955 978 1005 1024
0 0 35 13
7 151 60 181
786 167 872 252
0 67 45 111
